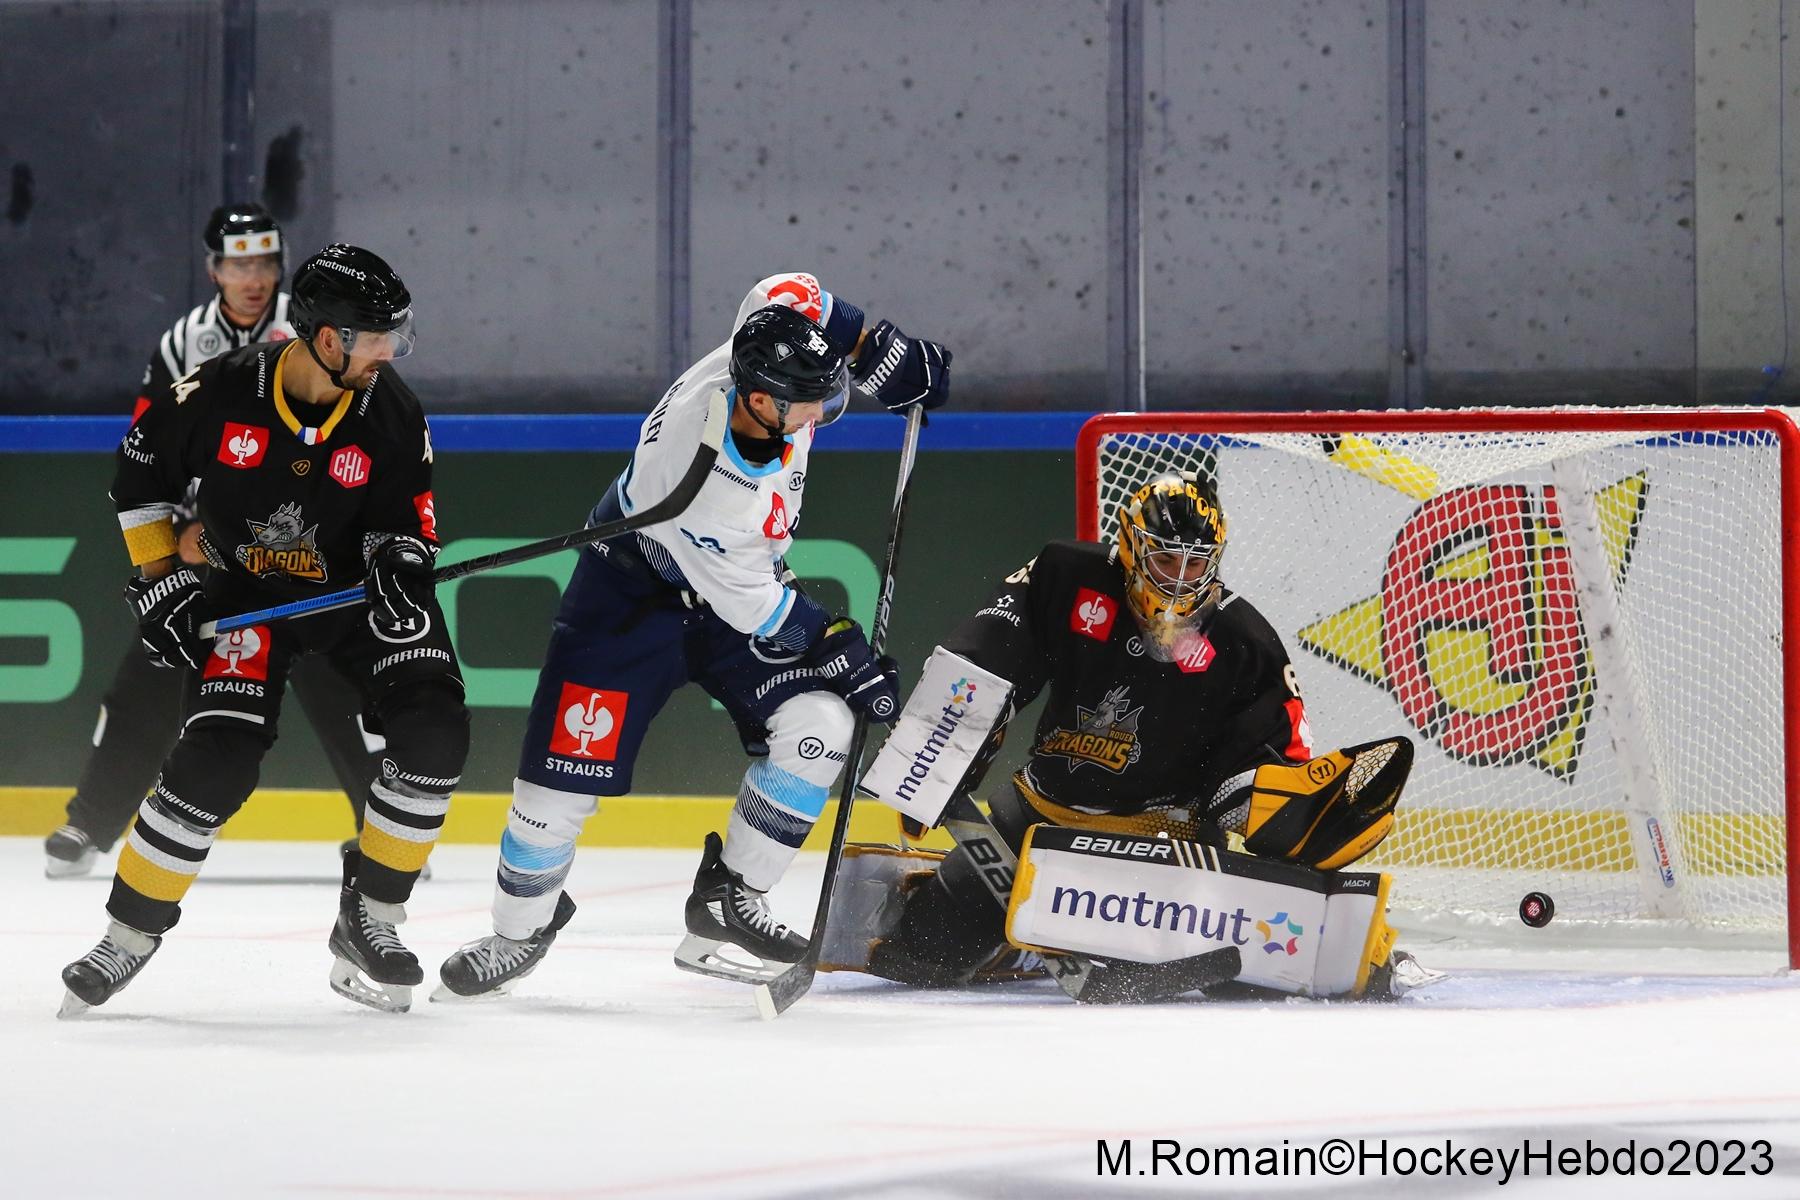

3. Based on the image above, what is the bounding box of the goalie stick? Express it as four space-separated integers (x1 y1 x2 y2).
753 403 925 1020
198 389 731 638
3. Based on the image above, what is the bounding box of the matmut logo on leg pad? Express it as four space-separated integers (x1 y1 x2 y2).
548 684 628 760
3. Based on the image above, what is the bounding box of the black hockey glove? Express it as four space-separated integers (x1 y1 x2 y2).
365 535 435 640
123 568 208 671
805 618 901 724
852 321 952 415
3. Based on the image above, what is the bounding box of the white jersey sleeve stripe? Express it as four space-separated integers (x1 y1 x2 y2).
753 588 796 638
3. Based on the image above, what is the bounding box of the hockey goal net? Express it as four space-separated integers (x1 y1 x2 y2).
1077 409 1798 964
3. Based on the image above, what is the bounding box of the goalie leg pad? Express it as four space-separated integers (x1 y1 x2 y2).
1210 737 1413 870
867 838 1013 988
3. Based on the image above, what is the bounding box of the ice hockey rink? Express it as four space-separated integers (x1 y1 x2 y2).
2 838 1796 1198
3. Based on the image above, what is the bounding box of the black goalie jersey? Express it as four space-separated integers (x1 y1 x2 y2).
941 539 1312 818
112 341 438 610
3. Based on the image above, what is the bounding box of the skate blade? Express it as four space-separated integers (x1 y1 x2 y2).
673 933 782 986
428 979 515 1003
1390 953 1448 996
57 989 93 1019
329 958 413 1013
44 854 97 880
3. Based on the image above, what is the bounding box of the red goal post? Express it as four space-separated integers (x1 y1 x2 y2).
1077 408 1799 965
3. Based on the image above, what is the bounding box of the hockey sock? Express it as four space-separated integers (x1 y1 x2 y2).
109 785 222 935
493 780 596 939
721 757 829 892
356 766 453 902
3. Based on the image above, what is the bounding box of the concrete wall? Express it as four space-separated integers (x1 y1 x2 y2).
2 1 1796 415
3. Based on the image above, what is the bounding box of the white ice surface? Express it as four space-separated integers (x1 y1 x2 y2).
3 837 1798 1198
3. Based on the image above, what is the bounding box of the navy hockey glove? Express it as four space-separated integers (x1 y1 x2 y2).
123 568 208 671
805 618 901 724
365 535 435 640
852 321 952 415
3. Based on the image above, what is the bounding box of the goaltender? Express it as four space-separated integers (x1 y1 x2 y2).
837 471 1435 1002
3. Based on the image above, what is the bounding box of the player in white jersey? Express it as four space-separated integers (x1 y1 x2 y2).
42 204 384 879
437 273 950 997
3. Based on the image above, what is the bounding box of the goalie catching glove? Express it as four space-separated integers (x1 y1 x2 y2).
1203 736 1414 870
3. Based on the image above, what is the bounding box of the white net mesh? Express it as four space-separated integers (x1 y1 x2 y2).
1084 414 1790 940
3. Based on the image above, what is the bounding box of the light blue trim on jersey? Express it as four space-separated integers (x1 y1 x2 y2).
618 458 637 513
719 388 792 480
745 757 830 820
753 588 796 638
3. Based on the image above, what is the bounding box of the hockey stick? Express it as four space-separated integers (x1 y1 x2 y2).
754 403 926 1020
198 389 731 638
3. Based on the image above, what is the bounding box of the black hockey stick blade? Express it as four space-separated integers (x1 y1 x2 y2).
201 388 730 637
1066 946 1243 1005
754 404 926 1020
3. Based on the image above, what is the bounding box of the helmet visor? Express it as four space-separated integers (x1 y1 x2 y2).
778 367 849 431
339 309 415 361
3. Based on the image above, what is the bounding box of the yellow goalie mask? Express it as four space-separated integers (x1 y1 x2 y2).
1116 470 1226 662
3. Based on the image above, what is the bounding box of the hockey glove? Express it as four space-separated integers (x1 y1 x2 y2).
805 618 901 724
365 535 436 641
123 568 208 671
852 321 952 415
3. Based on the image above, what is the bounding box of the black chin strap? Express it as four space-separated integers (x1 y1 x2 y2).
733 389 788 463
301 332 352 390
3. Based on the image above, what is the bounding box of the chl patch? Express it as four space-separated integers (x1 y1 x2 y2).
218 422 268 468
204 625 271 680
547 684 628 761
1069 588 1118 641
1173 634 1216 674
329 444 371 488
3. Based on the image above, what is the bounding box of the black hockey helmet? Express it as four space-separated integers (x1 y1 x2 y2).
204 202 283 262
289 244 414 360
730 304 850 430
1116 470 1228 660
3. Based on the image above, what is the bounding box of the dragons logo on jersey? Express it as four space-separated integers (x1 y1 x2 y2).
235 501 328 583
1295 474 1647 779
1040 685 1145 773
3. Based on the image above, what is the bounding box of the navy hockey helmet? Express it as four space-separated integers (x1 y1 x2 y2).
204 202 283 262
730 304 850 430
289 244 414 361
1116 470 1228 661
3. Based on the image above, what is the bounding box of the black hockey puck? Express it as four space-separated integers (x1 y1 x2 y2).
1519 892 1555 928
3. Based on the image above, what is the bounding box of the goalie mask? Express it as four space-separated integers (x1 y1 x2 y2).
1116 470 1227 662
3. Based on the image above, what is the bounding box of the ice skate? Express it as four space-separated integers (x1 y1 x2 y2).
44 824 98 880
674 832 808 985
433 891 577 1001
328 852 423 1013
59 920 161 1017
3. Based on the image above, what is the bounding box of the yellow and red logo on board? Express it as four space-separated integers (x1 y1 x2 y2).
1296 475 1647 779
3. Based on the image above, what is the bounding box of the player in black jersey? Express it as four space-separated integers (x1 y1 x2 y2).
59 245 468 1016
43 204 383 880
859 471 1412 989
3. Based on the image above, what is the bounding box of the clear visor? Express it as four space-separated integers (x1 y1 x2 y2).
779 369 850 431
210 254 282 281
339 309 415 361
